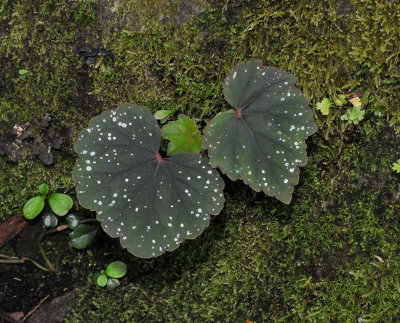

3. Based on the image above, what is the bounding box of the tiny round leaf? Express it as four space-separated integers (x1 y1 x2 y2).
49 193 73 216
43 212 58 228
107 278 120 289
93 273 107 287
106 261 127 278
38 184 49 196
66 214 80 229
23 196 45 220
69 224 99 249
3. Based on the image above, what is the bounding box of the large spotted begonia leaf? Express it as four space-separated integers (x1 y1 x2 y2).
203 60 317 204
73 104 224 258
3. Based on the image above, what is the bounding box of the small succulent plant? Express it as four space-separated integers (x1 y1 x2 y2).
93 261 127 288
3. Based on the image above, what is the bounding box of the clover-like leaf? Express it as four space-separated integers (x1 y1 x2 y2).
340 106 365 125
73 104 225 258
162 115 202 155
49 193 73 216
316 98 332 115
392 160 400 173
203 60 317 204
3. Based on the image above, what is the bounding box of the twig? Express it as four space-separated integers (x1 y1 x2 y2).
21 295 50 322
0 253 50 272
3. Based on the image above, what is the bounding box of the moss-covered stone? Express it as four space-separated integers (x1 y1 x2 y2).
1 0 400 320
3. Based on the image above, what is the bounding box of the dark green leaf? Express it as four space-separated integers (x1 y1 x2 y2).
23 196 45 220
106 261 127 278
203 60 317 204
39 184 49 196
66 214 80 229
69 224 99 249
162 115 202 155
49 193 73 216
107 278 120 289
43 212 58 228
73 104 225 258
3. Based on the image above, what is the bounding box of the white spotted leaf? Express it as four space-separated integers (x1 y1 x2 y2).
73 104 225 258
203 60 317 204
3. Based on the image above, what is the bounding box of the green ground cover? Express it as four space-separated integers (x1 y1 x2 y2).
1 0 400 321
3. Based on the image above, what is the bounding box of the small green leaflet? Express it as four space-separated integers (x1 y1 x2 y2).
154 110 173 120
392 160 400 173
162 115 202 155
316 98 332 115
334 94 346 107
340 106 365 125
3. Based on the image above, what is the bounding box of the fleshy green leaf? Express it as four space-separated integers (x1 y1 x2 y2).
316 98 332 115
154 110 173 120
203 60 317 204
69 224 99 249
106 261 127 278
48 193 73 216
23 196 45 220
161 115 202 155
43 212 58 228
107 278 120 289
39 184 49 196
93 273 107 287
73 104 225 258
66 214 80 229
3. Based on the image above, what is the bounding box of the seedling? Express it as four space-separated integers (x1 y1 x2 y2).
23 184 73 219
23 184 99 250
93 261 127 289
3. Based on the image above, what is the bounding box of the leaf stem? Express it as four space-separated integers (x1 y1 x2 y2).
0 253 50 272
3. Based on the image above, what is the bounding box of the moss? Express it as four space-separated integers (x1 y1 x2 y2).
1 0 400 320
